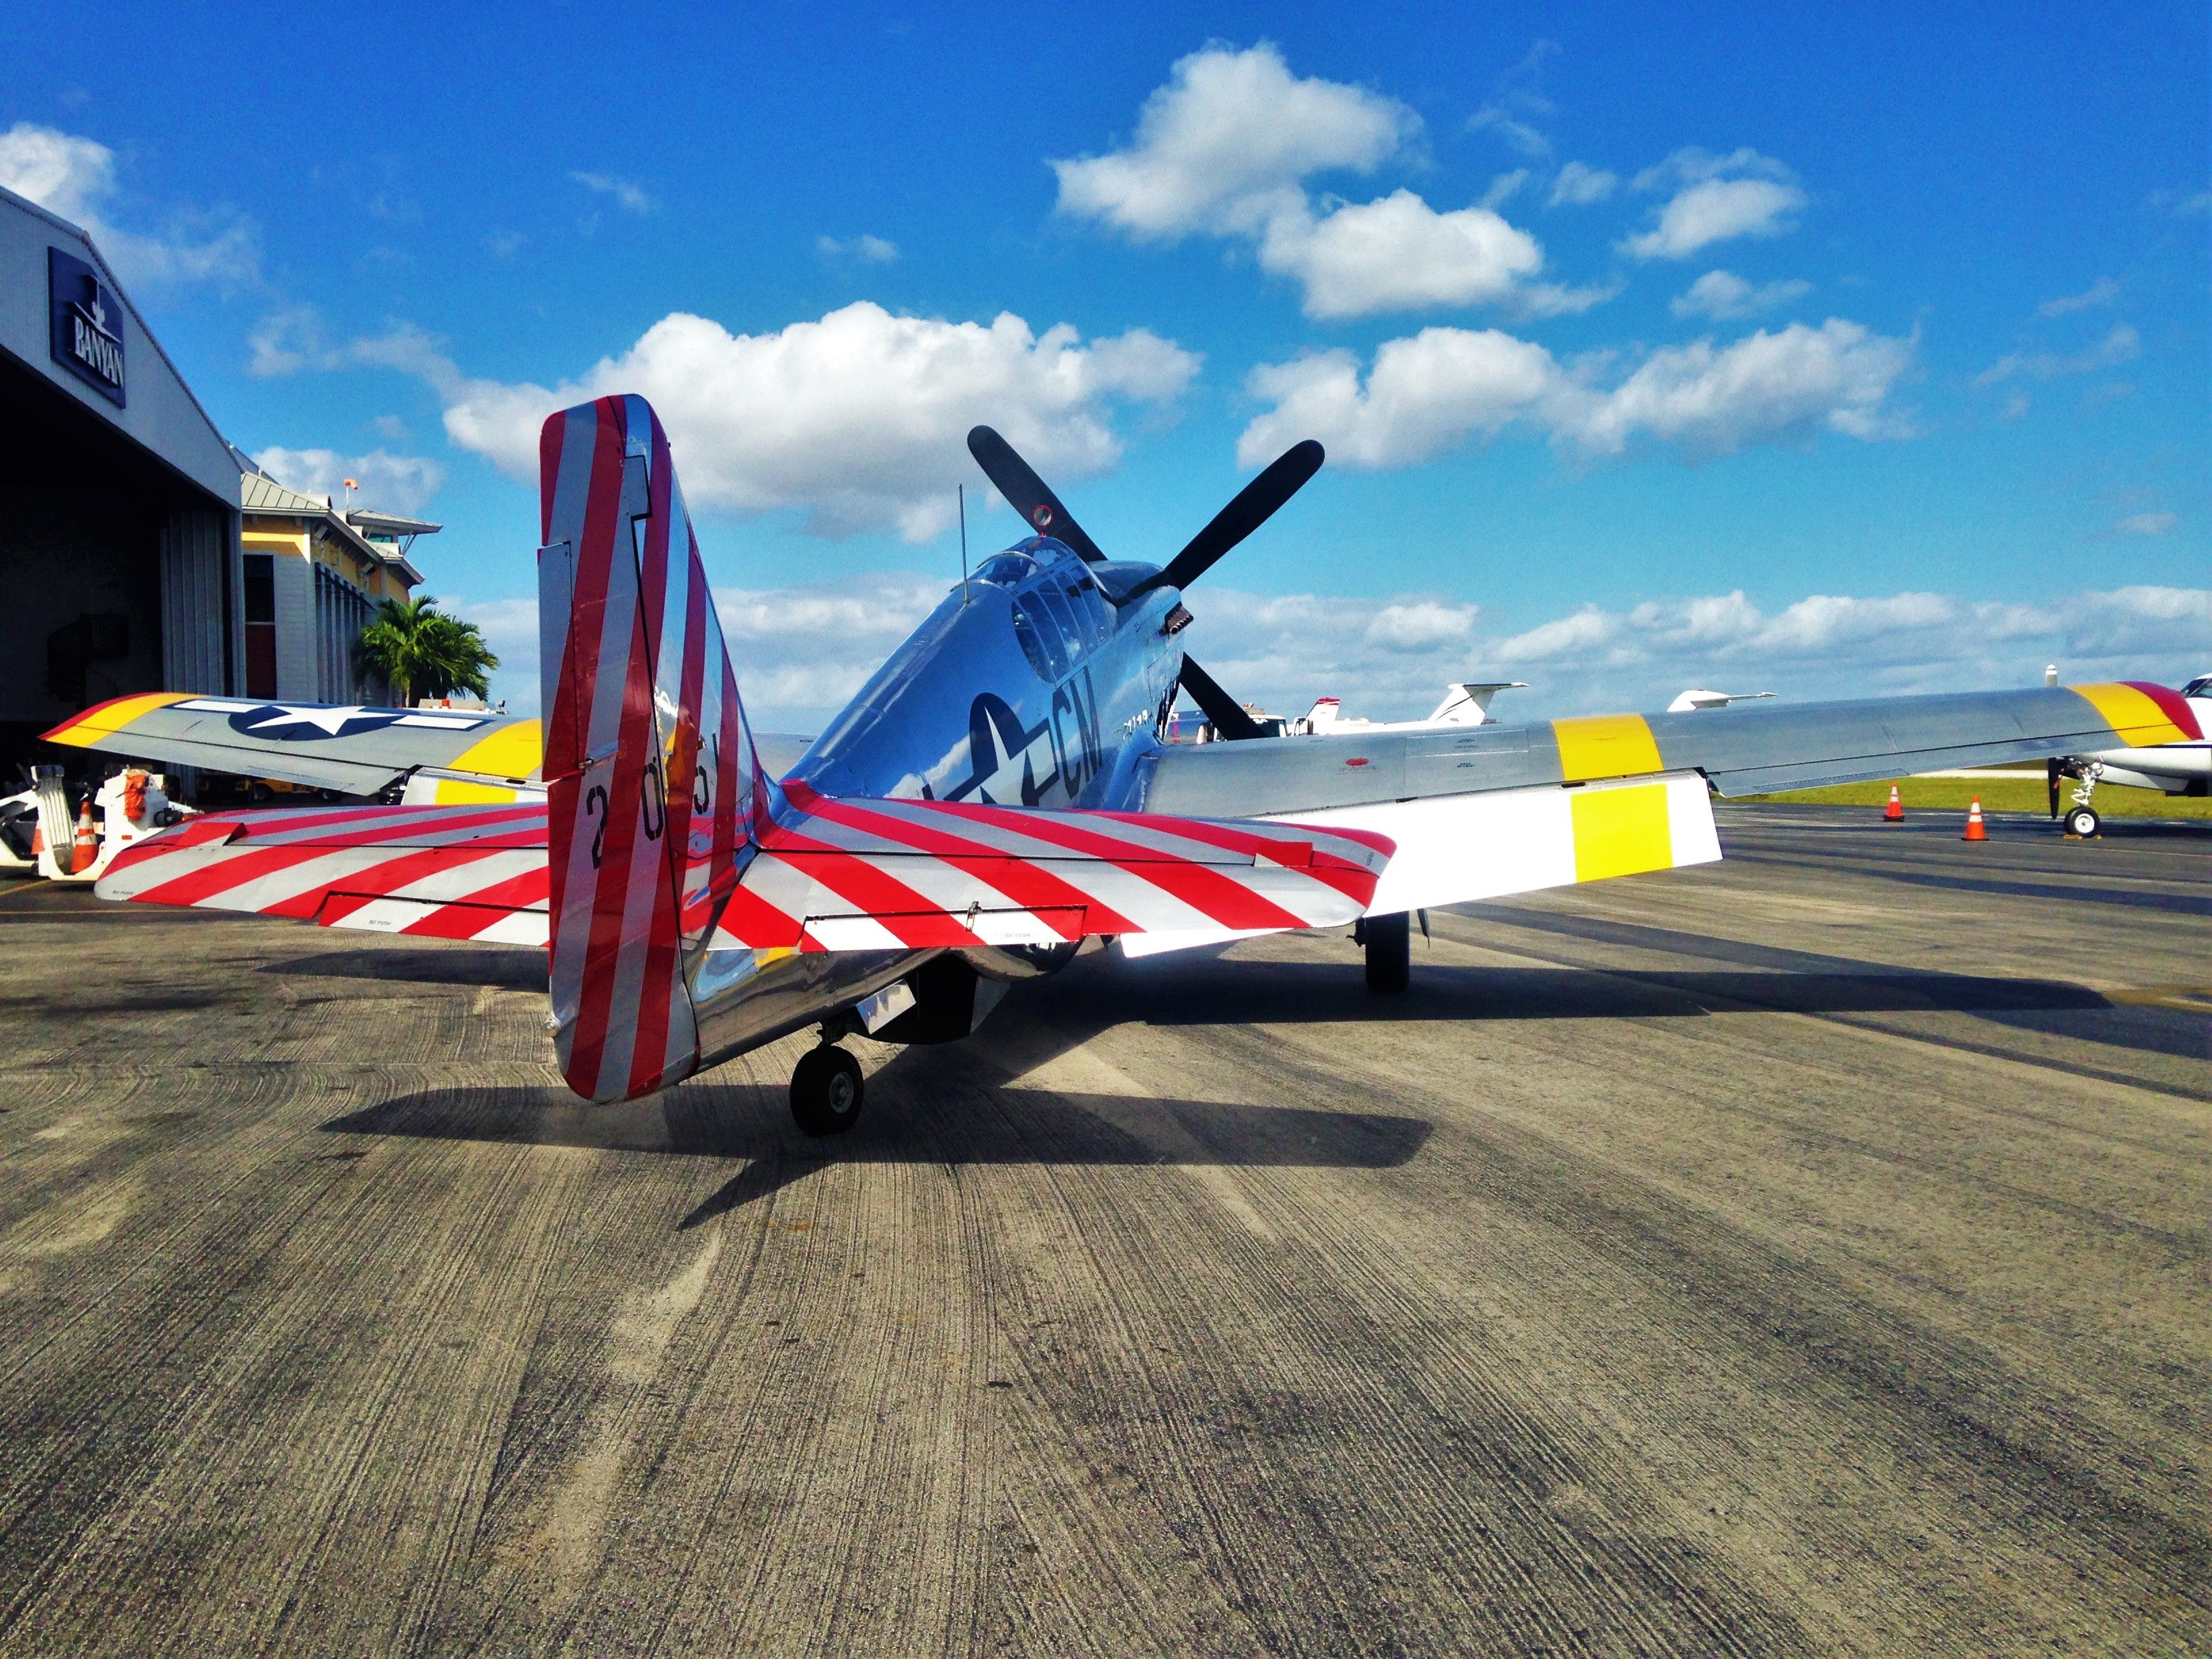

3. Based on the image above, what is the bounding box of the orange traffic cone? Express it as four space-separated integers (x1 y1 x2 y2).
1961 796 1987 842
1884 783 1904 821
70 793 98 873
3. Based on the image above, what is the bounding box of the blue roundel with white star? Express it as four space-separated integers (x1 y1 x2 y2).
221 703 490 741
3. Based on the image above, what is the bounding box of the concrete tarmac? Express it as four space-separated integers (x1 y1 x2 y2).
0 806 2205 1657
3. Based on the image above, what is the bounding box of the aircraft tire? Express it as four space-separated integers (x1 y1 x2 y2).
791 1044 864 1136
2064 806 2100 838
1364 911 1411 995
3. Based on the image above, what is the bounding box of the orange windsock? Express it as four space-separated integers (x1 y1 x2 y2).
1884 783 1903 821
71 793 99 873
1962 796 1988 842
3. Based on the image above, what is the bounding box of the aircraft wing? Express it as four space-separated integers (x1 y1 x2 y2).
42 694 543 798
1132 680 2200 924
1140 681 2199 813
94 790 1391 954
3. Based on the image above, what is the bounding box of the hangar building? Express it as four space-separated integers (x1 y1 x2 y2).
0 182 430 777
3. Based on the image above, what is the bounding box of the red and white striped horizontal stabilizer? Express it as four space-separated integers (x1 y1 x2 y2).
94 802 552 947
714 783 1392 952
93 786 1393 959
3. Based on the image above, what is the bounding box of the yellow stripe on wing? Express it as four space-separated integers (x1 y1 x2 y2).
445 718 543 782
1553 713 1663 782
41 691 188 747
2068 682 2191 746
1570 783 1674 882
431 778 527 804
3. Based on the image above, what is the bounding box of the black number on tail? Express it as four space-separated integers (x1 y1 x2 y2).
586 783 609 868
640 760 665 842
694 732 715 814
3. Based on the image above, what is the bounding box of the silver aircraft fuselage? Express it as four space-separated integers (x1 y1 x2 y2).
684 535 1189 1069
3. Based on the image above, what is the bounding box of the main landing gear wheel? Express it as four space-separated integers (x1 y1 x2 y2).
2064 805 2101 838
1360 911 1410 995
791 1044 863 1136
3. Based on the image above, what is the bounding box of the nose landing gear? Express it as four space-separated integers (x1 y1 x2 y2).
790 1041 864 1136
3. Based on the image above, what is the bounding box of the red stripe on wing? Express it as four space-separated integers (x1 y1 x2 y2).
906 799 1311 933
779 781 1126 937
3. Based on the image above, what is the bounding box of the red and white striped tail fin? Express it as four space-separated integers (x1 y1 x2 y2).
537 395 759 1103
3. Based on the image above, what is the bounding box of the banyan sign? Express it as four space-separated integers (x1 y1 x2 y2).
48 248 125 407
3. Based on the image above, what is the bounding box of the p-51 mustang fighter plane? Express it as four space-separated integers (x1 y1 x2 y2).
58 395 2200 1132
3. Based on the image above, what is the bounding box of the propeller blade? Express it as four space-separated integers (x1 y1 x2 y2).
2047 758 2062 819
1130 439 1325 598
1178 655 1267 741
965 426 1108 565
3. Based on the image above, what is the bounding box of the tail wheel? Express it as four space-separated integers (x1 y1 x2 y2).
1361 911 1411 995
2064 806 2101 838
791 1044 864 1136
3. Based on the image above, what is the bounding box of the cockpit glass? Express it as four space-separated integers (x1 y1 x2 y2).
2183 676 2211 699
1034 584 1084 661
974 552 1036 586
1067 578 1112 640
1010 598 1065 679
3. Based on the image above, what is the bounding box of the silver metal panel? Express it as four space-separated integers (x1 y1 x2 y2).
157 505 232 695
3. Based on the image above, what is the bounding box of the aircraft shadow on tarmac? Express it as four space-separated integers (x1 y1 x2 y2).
269 940 2111 1026
323 1057 1436 1225
1026 952 2112 1027
310 944 2128 1223
265 946 549 989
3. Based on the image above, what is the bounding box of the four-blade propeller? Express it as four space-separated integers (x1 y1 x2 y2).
964 425 1326 741
964 427 1109 565
1124 439 1324 599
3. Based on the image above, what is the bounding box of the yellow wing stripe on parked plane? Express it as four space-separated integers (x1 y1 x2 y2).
445 718 544 782
1552 714 1664 782
42 692 188 747
1570 783 1674 882
430 779 529 804
2068 682 2191 745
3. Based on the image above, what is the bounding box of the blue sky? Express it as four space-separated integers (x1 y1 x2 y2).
4 2 2205 724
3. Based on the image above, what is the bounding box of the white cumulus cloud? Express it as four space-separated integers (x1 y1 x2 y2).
1239 330 1560 469
0 120 258 289
2115 511 2177 536
251 446 446 514
0 120 112 218
1239 318 1914 469
1623 148 1805 261
1053 44 1589 321
1050 42 1414 239
348 302 1197 541
1671 268 1812 319
1549 161 1616 206
1567 319 1914 456
1256 190 1542 319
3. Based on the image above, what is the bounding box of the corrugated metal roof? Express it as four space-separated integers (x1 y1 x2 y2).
240 472 335 514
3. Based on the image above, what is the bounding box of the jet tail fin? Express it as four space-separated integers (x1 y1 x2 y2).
537 395 760 1102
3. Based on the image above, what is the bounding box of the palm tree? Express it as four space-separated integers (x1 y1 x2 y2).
356 597 499 706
